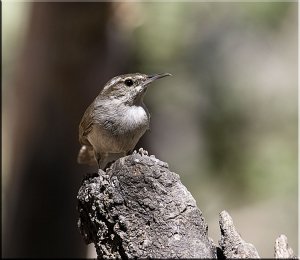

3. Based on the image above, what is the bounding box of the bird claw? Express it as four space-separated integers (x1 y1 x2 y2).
138 147 148 156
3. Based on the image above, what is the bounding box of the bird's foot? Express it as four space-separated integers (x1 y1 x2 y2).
138 147 149 156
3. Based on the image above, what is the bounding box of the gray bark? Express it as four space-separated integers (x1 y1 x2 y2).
77 149 296 259
274 234 296 259
77 149 217 258
219 210 260 258
218 212 297 259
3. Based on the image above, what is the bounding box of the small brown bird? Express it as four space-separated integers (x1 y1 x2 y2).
77 72 171 169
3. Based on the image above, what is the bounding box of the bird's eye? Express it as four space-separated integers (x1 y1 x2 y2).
124 79 134 86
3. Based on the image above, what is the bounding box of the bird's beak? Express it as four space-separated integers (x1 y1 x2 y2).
143 73 172 87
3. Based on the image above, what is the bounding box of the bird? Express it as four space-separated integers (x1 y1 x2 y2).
77 72 171 169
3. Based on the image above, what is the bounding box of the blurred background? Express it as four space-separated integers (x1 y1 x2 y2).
2 2 297 258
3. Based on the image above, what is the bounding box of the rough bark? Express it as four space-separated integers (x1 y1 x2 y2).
77 149 217 258
274 234 296 259
218 212 297 259
77 150 296 259
219 210 260 258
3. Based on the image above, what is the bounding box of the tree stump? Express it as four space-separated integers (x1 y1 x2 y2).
77 149 217 258
77 149 296 259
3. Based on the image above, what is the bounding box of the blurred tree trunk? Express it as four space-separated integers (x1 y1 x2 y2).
3 2 133 257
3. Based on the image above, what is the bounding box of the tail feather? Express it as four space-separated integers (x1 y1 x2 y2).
77 145 97 166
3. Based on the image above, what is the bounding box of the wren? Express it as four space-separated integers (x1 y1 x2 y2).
77 72 171 169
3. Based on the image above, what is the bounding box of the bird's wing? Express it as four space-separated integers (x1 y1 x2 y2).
79 103 95 145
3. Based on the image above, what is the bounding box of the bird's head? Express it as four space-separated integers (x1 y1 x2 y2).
100 72 171 105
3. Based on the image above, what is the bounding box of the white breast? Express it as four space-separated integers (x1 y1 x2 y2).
123 105 148 129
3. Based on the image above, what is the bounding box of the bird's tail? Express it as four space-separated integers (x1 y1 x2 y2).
77 145 97 166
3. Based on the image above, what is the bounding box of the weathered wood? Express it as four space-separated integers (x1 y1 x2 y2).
77 149 217 258
77 149 296 259
219 210 260 258
274 234 296 259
